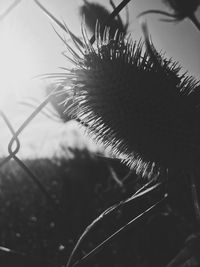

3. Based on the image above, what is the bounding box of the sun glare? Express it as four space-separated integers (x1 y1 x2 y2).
0 23 36 109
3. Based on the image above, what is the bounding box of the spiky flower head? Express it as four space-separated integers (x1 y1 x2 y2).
57 27 200 177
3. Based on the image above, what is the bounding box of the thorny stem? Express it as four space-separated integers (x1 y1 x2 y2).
189 13 200 32
190 172 200 225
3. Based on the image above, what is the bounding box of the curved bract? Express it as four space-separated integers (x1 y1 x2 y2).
163 0 200 20
138 0 200 31
56 27 200 177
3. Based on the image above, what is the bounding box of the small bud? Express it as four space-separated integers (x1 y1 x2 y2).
163 0 200 21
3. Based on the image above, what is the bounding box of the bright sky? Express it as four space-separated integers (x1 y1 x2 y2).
0 0 200 158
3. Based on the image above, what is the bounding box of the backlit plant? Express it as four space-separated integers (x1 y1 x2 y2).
35 0 200 266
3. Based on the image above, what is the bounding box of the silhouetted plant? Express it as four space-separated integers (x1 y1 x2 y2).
50 1 200 266
163 0 200 20
79 0 128 39
139 0 200 31
56 25 200 179
35 0 200 266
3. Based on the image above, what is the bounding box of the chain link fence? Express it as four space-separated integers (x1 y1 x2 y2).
0 92 64 264
0 1 133 266
0 1 172 266
0 3 76 264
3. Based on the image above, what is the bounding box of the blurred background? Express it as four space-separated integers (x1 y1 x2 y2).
0 0 200 158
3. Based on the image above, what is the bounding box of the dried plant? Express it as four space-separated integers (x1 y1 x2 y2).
51 4 200 263
162 0 200 21
54 25 200 179
37 0 200 265
138 0 200 31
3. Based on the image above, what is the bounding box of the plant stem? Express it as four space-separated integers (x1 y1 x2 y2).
71 196 167 267
90 0 132 44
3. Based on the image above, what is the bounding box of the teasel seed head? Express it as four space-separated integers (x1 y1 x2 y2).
57 26 200 177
